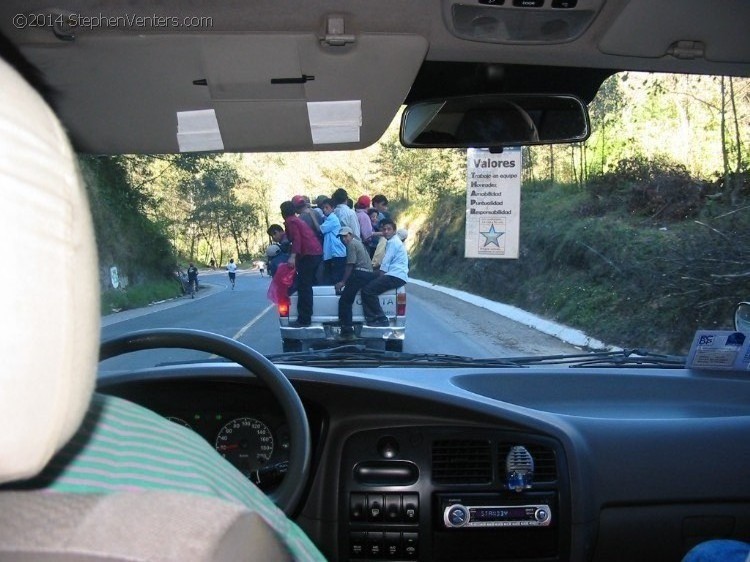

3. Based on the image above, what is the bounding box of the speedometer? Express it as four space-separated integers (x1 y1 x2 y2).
215 417 274 478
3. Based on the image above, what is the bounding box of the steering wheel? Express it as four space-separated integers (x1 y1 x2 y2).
99 328 311 515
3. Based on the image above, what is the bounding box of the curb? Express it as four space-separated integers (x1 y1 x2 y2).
409 278 611 350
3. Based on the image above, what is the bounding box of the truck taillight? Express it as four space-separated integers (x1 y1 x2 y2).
278 301 289 317
397 292 406 316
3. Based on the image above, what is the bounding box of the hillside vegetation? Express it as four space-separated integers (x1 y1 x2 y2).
79 156 176 289
406 159 749 353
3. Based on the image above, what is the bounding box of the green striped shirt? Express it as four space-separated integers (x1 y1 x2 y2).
12 394 326 562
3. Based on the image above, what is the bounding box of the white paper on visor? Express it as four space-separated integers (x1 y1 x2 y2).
307 100 362 144
176 109 224 152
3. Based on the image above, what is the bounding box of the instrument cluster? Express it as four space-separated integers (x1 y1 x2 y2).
165 411 291 490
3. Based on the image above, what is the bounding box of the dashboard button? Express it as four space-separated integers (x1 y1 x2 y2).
350 493 366 522
367 531 385 557
402 493 419 522
402 532 419 559
385 494 401 522
349 531 366 558
367 494 385 521
384 531 401 558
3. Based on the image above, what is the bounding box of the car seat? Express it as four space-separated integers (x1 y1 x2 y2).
0 56 290 561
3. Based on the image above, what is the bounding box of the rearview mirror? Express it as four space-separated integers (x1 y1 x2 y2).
400 94 590 149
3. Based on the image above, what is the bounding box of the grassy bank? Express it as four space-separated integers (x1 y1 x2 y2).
101 280 184 315
404 169 748 354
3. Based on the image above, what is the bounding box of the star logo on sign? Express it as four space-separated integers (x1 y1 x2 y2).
480 223 504 247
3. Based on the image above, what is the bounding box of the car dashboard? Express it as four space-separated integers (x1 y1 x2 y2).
97 363 750 562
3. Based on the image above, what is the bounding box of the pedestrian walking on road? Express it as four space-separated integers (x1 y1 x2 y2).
187 263 199 298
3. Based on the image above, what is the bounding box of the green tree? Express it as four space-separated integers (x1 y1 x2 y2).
587 73 626 175
373 127 465 206
79 155 174 283
175 155 262 264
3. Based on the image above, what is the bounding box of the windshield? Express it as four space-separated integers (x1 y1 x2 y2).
97 72 750 375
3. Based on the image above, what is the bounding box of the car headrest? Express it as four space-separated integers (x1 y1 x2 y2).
0 57 100 483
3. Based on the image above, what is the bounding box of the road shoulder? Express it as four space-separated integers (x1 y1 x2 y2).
408 279 610 351
101 282 221 327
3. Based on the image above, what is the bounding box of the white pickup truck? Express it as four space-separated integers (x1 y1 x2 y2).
278 285 406 352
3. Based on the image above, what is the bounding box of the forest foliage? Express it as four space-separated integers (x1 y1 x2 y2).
84 72 750 352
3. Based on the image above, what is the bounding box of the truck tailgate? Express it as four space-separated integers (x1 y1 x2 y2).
280 285 405 350
290 286 398 323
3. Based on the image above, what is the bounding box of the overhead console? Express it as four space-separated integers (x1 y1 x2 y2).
441 0 604 44
339 426 570 561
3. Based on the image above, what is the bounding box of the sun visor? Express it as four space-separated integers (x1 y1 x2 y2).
202 33 427 151
21 32 426 153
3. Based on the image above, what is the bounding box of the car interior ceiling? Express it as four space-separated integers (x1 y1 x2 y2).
0 0 747 153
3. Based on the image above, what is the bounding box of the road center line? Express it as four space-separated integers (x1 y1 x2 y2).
233 304 274 341
207 304 274 359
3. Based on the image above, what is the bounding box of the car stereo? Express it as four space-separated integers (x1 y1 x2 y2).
443 501 552 528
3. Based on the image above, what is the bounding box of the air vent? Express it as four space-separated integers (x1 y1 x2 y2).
432 439 492 484
499 443 557 483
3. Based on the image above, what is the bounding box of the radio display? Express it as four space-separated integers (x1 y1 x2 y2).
471 507 530 521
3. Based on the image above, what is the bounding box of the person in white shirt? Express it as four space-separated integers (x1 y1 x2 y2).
226 258 238 289
360 219 408 327
331 188 360 239
372 228 407 270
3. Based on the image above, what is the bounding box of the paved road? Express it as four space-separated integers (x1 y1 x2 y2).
99 269 580 375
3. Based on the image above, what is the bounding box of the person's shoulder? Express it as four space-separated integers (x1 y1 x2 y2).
356 240 369 255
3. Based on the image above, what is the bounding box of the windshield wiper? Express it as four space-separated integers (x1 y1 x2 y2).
266 347 686 368
502 349 686 368
266 345 521 367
